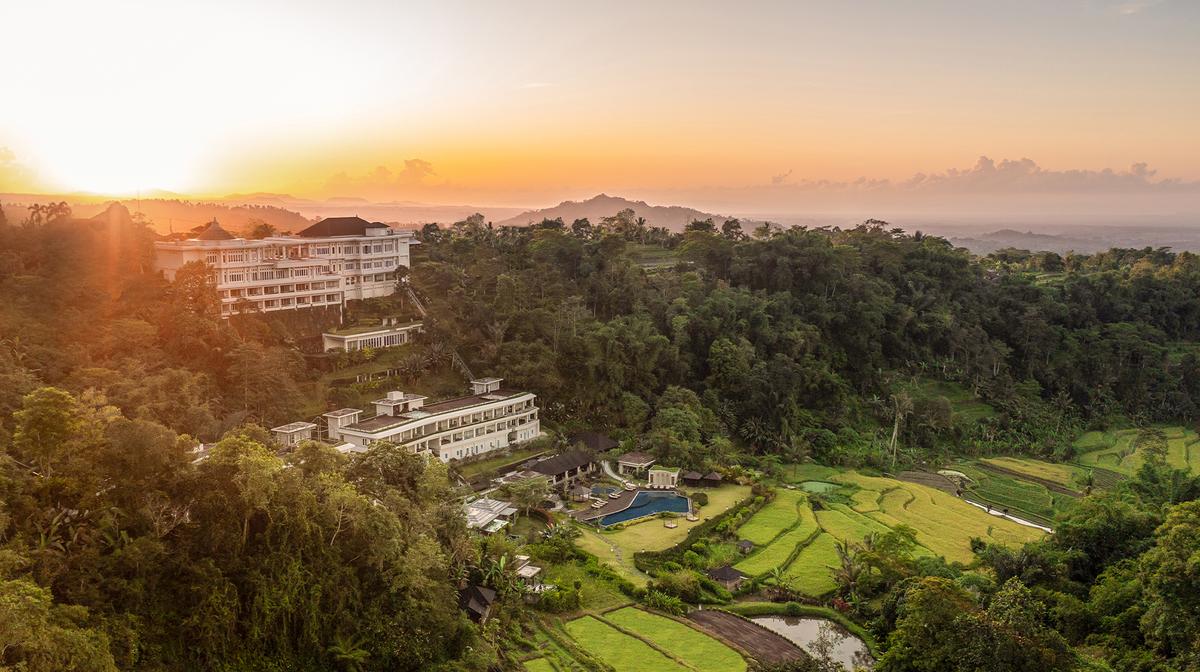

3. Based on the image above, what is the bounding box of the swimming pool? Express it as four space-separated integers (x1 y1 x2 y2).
591 485 618 497
600 491 690 526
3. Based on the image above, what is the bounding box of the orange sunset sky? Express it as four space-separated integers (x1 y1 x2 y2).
2 0 1198 213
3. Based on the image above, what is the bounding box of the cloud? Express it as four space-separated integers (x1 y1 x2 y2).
1109 0 1164 15
324 159 437 197
771 169 793 185
762 156 1197 195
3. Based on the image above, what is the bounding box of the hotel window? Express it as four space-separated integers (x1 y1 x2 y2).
205 253 218 264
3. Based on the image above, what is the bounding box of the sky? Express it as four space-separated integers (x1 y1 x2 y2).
1 0 1199 214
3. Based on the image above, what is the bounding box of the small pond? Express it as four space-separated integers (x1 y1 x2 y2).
591 485 619 497
600 491 689 526
799 480 841 493
751 616 873 670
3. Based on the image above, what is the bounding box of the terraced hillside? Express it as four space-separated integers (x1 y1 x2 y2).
563 609 748 672
737 470 1046 596
1075 426 1200 477
952 461 1078 526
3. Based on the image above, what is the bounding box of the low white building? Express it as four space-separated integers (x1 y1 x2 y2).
326 378 541 462
270 421 317 448
465 497 519 534
153 217 417 318
321 319 423 352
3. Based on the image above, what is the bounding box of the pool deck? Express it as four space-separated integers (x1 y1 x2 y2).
573 488 683 523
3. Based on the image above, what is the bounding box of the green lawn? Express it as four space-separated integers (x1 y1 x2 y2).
735 498 819 576
605 607 747 672
456 444 550 479
564 616 690 672
737 490 806 545
577 485 752 585
780 463 841 484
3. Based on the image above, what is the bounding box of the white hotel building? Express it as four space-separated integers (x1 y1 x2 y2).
153 217 417 317
279 377 541 462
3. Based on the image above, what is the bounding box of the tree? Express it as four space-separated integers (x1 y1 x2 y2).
888 392 913 468
10 387 79 477
1139 501 1200 663
243 218 277 239
500 477 550 515
0 574 117 672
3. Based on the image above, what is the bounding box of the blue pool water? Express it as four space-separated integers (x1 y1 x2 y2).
600 491 690 526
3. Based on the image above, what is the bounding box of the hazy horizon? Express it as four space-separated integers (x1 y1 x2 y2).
3 0 1198 221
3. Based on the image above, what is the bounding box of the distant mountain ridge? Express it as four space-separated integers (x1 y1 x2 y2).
496 194 755 232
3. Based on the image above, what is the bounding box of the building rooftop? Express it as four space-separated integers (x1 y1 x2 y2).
297 216 390 238
707 565 747 582
683 470 704 480
323 408 362 418
271 421 317 433
465 497 518 529
373 392 428 406
326 320 422 336
650 466 680 475
340 388 530 435
617 451 656 466
530 450 594 477
194 220 235 241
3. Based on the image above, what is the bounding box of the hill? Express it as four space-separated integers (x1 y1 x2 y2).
495 193 754 232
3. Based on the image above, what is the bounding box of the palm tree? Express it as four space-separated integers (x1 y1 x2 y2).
327 633 369 672
830 539 866 603
888 392 913 469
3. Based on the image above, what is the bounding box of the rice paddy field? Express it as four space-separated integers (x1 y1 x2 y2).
737 490 808 546
1075 426 1200 477
954 462 1079 525
729 468 1046 597
734 497 819 576
564 610 747 672
604 607 748 672
979 457 1087 488
565 616 689 672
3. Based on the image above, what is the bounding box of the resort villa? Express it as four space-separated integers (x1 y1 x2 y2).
320 317 423 353
271 377 541 463
153 216 417 317
616 451 656 477
529 450 597 488
648 466 681 489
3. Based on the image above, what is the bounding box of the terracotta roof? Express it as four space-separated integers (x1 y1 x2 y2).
683 471 704 480
297 216 389 237
704 471 724 481
530 450 594 477
194 220 234 240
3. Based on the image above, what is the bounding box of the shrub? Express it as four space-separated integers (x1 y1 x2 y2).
642 590 687 616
